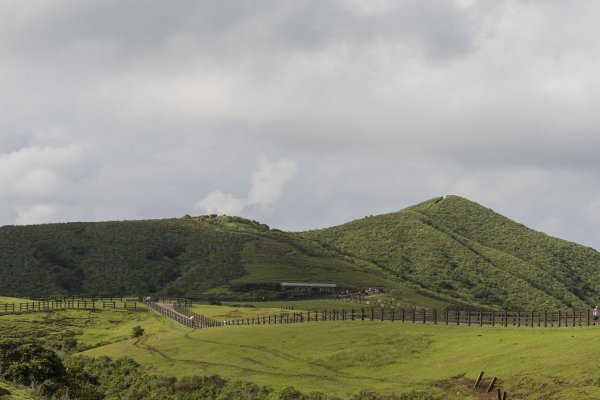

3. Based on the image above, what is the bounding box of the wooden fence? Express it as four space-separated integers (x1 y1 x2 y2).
143 301 222 328
0 299 137 315
149 303 597 330
5 295 596 331
27 295 127 302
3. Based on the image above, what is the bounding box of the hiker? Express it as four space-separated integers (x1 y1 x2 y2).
594 306 599 326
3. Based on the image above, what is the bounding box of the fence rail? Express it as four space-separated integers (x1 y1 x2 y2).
5 295 596 331
144 301 225 328
148 304 596 330
26 295 129 302
173 305 222 328
0 299 137 315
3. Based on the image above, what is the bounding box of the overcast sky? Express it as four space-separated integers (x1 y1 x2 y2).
2 0 600 249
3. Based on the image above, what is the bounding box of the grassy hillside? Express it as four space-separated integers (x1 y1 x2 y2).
303 196 600 309
83 318 600 400
5 300 600 399
0 215 392 298
2 196 600 309
0 381 40 400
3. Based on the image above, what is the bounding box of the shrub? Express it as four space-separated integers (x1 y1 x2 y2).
0 339 67 394
216 380 272 399
270 386 305 400
131 326 144 338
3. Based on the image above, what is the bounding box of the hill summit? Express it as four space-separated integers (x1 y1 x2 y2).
305 195 600 309
1 195 599 309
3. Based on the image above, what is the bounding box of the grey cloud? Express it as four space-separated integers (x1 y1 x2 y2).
2 0 600 250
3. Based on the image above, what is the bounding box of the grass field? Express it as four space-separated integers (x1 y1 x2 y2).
189 300 382 320
82 319 600 399
0 297 32 305
190 304 292 320
5 299 600 399
0 304 184 352
0 380 39 400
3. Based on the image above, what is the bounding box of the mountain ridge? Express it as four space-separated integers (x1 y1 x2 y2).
1 195 599 310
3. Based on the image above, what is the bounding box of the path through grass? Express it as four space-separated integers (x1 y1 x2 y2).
83 320 600 399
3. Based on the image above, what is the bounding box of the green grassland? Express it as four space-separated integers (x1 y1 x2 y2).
0 381 40 400
232 239 396 289
190 304 291 320
190 299 397 319
0 305 183 353
0 297 30 305
82 317 600 400
4 302 600 399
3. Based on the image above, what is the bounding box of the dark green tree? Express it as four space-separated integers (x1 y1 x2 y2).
0 339 67 394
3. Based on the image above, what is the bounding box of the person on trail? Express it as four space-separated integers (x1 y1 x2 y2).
593 306 599 326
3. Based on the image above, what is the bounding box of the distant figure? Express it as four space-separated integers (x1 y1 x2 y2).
593 306 599 326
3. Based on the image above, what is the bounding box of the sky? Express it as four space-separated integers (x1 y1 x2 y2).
2 0 600 249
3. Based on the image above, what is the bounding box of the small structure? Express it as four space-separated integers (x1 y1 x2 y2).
280 282 337 293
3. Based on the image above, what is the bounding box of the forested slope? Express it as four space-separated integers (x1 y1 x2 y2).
2 196 599 309
0 215 389 298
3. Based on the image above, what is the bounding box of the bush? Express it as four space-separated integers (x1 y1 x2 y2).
352 390 380 400
63 337 78 351
131 326 144 338
216 380 272 399
0 339 67 394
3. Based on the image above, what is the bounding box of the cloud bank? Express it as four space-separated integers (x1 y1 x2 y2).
2 1 600 249
197 159 298 215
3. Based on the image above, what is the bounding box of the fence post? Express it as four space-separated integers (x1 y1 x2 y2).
474 371 485 388
371 308 374 321
587 308 590 326
391 308 395 322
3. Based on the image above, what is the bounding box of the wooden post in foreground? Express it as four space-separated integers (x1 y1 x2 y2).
486 377 497 393
474 371 484 388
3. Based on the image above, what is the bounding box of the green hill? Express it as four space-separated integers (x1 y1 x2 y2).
1 196 600 309
303 195 600 309
0 215 393 299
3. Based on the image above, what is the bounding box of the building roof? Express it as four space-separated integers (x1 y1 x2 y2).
281 282 337 288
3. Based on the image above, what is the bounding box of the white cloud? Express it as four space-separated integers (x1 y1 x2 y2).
0 144 92 224
247 159 298 206
196 159 297 216
15 203 58 225
195 190 247 216
0 144 88 190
